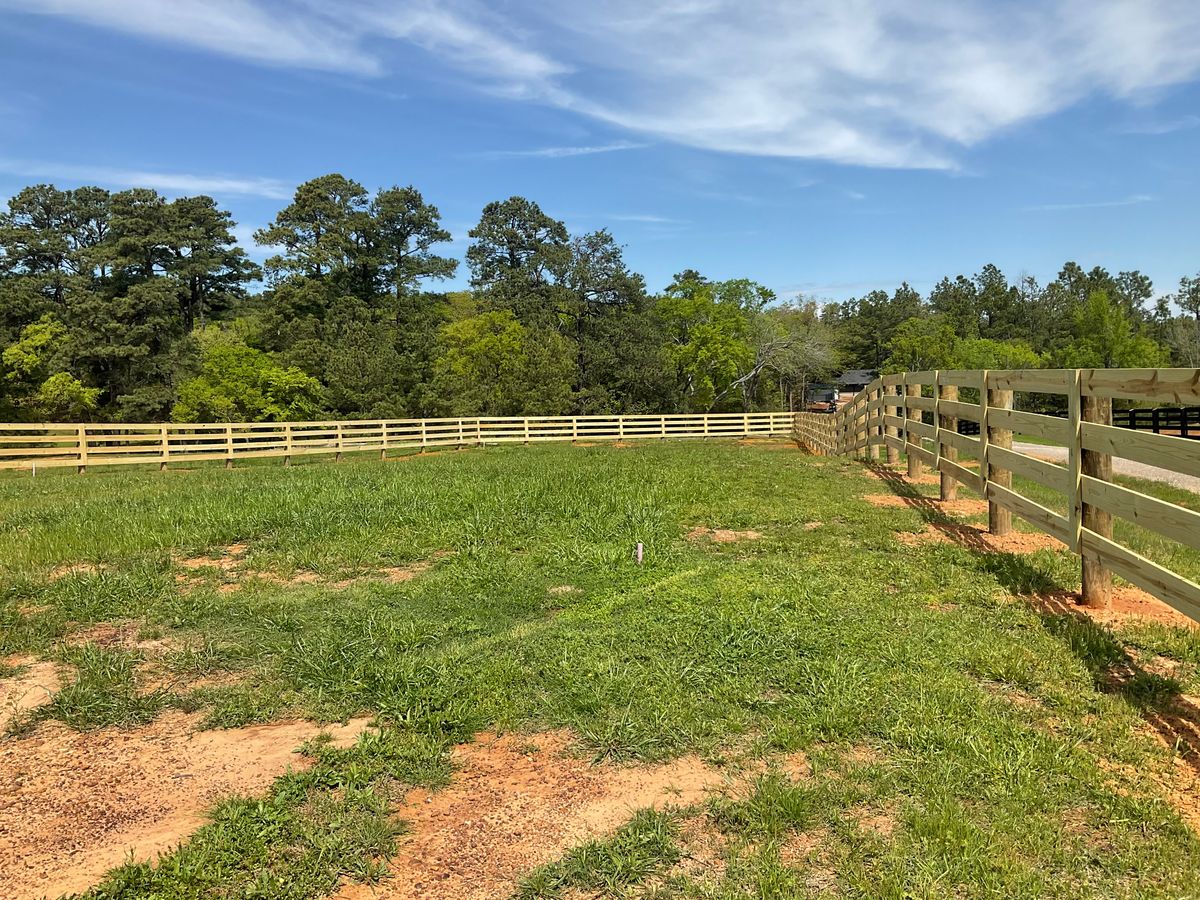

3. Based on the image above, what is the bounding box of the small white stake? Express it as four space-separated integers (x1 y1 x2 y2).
635 542 644 564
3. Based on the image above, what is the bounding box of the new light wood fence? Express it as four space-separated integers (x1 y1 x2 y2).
0 412 796 472
795 368 1200 622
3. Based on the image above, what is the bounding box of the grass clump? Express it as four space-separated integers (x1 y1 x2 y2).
32 643 166 732
517 809 680 898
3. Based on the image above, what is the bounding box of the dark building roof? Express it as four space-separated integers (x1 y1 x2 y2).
835 369 878 386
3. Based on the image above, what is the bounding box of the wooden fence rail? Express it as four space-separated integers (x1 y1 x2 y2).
0 412 797 473
795 368 1200 623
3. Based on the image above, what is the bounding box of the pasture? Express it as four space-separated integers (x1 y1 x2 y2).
2 439 1200 899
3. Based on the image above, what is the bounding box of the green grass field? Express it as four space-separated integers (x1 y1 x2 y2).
3 440 1200 898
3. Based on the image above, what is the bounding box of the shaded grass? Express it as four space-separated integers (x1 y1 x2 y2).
0 441 1198 897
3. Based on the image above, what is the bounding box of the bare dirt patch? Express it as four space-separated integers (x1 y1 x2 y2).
49 563 109 580
863 465 941 487
1026 587 1197 630
847 802 898 837
334 730 722 900
864 493 988 518
686 526 763 544
0 658 60 733
175 544 443 593
0 711 374 900
65 620 179 655
669 812 729 883
897 523 1066 554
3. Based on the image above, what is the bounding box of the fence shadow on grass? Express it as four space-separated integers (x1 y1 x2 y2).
865 461 1200 776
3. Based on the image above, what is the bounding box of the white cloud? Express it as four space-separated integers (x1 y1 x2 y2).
0 159 292 198
5 0 1200 168
1023 194 1154 212
1117 114 1200 135
476 141 647 159
608 213 688 224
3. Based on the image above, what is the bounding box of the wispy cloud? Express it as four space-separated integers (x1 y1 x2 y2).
5 1 1200 169
1116 114 1200 135
1023 194 1154 212
606 213 688 224
475 141 647 159
0 158 292 198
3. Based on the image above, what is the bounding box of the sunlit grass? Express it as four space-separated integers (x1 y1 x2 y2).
1 440 1198 897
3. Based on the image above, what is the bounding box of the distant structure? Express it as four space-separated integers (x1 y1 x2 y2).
835 370 878 402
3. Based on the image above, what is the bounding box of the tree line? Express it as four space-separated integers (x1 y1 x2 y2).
0 174 1196 423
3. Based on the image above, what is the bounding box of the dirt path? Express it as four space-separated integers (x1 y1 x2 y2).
1012 442 1200 493
0 712 373 900
335 731 723 900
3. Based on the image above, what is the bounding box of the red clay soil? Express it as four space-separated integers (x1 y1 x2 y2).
685 526 763 544
863 494 989 517
1026 587 1198 630
0 658 60 733
175 543 441 592
334 731 722 900
863 465 942 487
0 711 373 900
896 523 1066 554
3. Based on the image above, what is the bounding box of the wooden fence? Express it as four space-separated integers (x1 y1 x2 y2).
0 412 797 472
795 368 1200 622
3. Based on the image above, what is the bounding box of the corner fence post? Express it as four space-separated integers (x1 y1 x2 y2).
885 383 899 465
1081 379 1114 609
905 377 923 479
986 378 1013 536
938 375 958 501
869 385 881 461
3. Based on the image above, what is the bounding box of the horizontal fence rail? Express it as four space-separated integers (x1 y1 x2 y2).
0 412 797 472
795 368 1200 624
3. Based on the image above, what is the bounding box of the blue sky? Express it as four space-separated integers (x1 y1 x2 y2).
2 0 1199 303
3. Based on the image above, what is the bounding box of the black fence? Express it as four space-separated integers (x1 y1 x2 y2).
944 407 1200 440
1113 406 1200 440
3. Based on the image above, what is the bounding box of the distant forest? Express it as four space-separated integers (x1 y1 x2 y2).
1 174 1197 423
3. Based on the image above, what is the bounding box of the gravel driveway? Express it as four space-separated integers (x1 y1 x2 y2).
1012 442 1200 493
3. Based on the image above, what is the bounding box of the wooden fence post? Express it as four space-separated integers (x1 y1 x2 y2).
457 418 464 448
77 423 88 474
1081 388 1114 609
335 422 344 462
986 380 1013 536
422 419 429 451
283 423 292 467
868 386 881 461
380 423 389 460
938 377 958 501
225 424 235 469
160 423 169 471
905 379 923 479
885 384 899 465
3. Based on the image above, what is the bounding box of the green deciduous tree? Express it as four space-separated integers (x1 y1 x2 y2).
1060 291 1169 369
172 327 323 422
